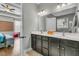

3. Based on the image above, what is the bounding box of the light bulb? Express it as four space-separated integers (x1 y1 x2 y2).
57 5 60 9
62 4 66 7
38 10 48 16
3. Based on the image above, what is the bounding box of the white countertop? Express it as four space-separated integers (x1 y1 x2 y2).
31 31 79 41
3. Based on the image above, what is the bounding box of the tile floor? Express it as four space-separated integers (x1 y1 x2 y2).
25 50 42 56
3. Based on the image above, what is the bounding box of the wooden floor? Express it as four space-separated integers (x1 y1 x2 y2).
0 47 42 56
0 47 13 56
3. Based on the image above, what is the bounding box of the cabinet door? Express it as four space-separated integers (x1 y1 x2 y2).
60 45 79 56
31 34 36 50
60 39 79 56
42 41 48 49
36 38 42 53
42 36 49 56
49 37 59 56
65 46 79 56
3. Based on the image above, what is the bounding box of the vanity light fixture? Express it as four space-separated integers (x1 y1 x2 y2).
67 3 72 5
38 9 48 16
56 3 70 9
56 5 61 9
62 3 66 7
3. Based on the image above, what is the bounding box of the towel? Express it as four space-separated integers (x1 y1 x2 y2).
0 33 5 43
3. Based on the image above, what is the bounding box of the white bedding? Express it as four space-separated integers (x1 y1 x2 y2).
0 31 13 39
4 34 13 39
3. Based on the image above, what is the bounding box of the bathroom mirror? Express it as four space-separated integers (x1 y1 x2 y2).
38 14 56 32
57 17 69 32
38 13 76 33
56 13 75 32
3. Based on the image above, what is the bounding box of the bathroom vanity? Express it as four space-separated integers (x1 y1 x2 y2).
31 32 79 56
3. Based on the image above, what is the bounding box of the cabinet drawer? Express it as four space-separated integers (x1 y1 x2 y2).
49 37 59 46
49 37 59 42
49 41 59 47
31 34 36 38
61 39 79 48
42 48 48 56
42 36 48 41
42 41 48 48
36 35 41 40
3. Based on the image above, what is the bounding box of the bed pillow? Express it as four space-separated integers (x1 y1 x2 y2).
0 33 5 43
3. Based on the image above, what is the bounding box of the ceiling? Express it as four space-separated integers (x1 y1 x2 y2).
36 3 77 16
36 3 58 12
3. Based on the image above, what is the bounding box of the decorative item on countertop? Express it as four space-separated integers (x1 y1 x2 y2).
47 31 55 35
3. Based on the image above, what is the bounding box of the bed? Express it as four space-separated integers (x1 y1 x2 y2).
0 32 14 48
0 21 14 48
5 33 14 47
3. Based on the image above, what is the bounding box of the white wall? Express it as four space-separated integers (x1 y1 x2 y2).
22 3 38 51
46 17 56 31
77 4 79 22
14 20 22 32
0 16 14 22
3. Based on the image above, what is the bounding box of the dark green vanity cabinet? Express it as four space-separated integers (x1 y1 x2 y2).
31 34 79 56
60 39 79 56
36 35 42 53
31 34 36 50
42 36 49 56
31 34 49 56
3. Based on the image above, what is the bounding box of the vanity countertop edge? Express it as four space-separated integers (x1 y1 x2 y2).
31 31 79 42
